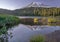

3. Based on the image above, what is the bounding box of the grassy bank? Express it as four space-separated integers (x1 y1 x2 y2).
0 14 20 35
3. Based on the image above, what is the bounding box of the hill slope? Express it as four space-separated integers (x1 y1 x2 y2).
0 8 14 15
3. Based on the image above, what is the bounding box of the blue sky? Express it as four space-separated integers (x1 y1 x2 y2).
0 0 60 10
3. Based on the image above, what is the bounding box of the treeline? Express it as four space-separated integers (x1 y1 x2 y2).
34 7 60 16
14 7 60 16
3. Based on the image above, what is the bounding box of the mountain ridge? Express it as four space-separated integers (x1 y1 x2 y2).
23 2 55 8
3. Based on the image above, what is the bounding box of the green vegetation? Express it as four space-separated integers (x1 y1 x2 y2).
48 18 57 23
48 17 60 26
0 14 20 35
30 35 45 42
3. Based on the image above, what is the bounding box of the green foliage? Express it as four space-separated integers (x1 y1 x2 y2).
30 35 45 42
0 26 7 35
0 14 20 35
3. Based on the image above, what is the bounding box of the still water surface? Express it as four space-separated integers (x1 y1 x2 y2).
0 16 60 42
18 16 43 18
7 24 60 42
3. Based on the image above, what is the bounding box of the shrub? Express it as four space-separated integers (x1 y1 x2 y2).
0 14 20 35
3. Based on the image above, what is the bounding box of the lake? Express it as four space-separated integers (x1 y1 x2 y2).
0 24 60 42
17 16 43 18
18 16 60 25
0 16 60 42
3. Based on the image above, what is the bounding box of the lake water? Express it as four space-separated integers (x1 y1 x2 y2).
4 24 60 42
17 16 44 18
0 16 60 42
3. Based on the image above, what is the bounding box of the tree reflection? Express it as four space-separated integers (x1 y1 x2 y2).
0 32 13 42
0 34 8 42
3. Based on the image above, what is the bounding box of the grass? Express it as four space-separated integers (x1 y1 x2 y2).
30 35 45 42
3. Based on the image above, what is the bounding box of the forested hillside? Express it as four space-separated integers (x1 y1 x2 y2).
0 8 14 15
14 7 60 16
0 7 60 16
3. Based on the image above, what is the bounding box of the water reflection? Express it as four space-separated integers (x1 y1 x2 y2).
8 24 60 42
0 17 60 42
0 24 60 42
0 34 8 42
0 31 13 42
20 17 60 26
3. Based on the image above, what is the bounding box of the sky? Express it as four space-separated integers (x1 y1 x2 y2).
0 0 60 10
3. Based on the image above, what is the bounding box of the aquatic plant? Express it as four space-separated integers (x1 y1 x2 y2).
30 35 45 42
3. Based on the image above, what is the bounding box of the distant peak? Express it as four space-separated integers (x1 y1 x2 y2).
26 2 41 7
31 2 41 4
24 2 52 8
